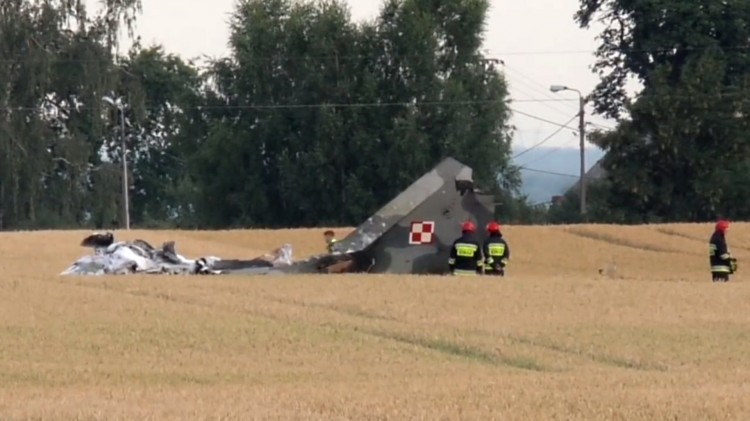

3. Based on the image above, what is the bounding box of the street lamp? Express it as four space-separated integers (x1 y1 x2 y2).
102 95 130 230
550 84 587 216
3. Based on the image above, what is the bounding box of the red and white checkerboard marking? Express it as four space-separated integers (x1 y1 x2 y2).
409 221 435 245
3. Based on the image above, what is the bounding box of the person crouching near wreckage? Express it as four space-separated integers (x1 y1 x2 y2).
483 221 510 276
709 219 737 282
448 221 484 276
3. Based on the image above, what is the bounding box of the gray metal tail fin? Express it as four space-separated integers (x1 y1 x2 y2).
331 157 473 254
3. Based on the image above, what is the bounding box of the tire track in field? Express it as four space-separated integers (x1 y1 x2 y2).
264 294 668 373
656 227 750 252
503 334 668 372
565 227 700 255
55 278 543 370
54 278 669 373
263 297 550 371
264 296 403 324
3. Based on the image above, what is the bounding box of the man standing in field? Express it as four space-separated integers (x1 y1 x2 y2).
448 221 484 276
709 219 737 282
482 221 510 276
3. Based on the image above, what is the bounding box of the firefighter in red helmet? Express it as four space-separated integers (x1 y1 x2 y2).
709 219 737 282
483 221 510 276
448 221 484 276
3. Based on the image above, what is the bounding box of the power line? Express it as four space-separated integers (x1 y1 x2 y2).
0 98 588 137
492 46 750 55
502 62 619 131
588 121 616 130
509 109 580 130
0 97 577 112
7 90 746 112
0 100 588 140
512 114 580 159
518 167 579 178
516 120 615 167
518 137 580 167
502 63 581 118
0 99 587 140
2 45 750 63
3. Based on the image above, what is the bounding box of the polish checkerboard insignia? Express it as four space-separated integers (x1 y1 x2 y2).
409 221 435 245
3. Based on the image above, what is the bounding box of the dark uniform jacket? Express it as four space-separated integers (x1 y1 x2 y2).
448 233 483 275
483 234 510 274
709 231 732 273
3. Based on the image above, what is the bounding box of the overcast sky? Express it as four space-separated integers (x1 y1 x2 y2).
86 0 640 171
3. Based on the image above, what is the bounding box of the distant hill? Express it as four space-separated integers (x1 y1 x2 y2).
511 146 606 204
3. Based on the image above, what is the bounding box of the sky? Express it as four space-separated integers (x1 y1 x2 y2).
85 0 639 197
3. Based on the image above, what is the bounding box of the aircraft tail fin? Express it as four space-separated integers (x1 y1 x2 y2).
332 157 479 254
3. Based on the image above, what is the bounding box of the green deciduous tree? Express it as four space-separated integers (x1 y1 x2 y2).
113 45 205 227
577 0 750 222
0 0 141 229
1 0 520 230
190 0 518 228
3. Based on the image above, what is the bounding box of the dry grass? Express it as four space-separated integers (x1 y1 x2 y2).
1 223 750 420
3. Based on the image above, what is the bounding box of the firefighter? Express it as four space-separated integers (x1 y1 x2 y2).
324 230 337 253
709 219 737 282
448 221 484 276
483 221 510 276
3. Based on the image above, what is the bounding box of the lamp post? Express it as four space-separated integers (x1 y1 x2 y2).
102 95 130 230
550 84 587 216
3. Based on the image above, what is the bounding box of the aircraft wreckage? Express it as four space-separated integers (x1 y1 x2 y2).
61 157 495 276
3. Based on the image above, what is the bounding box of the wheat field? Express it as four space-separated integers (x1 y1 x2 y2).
1 223 750 420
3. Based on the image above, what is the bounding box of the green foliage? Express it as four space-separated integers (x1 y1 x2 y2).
190 0 518 228
0 0 140 229
546 179 632 224
576 0 750 222
0 0 519 230
493 189 549 224
115 45 205 226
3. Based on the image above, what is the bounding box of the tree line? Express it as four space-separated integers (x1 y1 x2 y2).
1 0 525 230
1 0 749 230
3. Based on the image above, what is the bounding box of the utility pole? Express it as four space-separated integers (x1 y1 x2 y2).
102 96 130 230
550 84 587 216
578 94 586 216
120 105 130 230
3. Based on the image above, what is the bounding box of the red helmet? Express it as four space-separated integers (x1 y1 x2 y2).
486 221 501 233
461 221 476 233
716 219 730 233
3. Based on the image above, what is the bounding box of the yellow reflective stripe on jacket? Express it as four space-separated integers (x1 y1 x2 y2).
488 244 505 256
454 242 478 257
720 253 731 259
711 265 731 273
453 269 478 276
